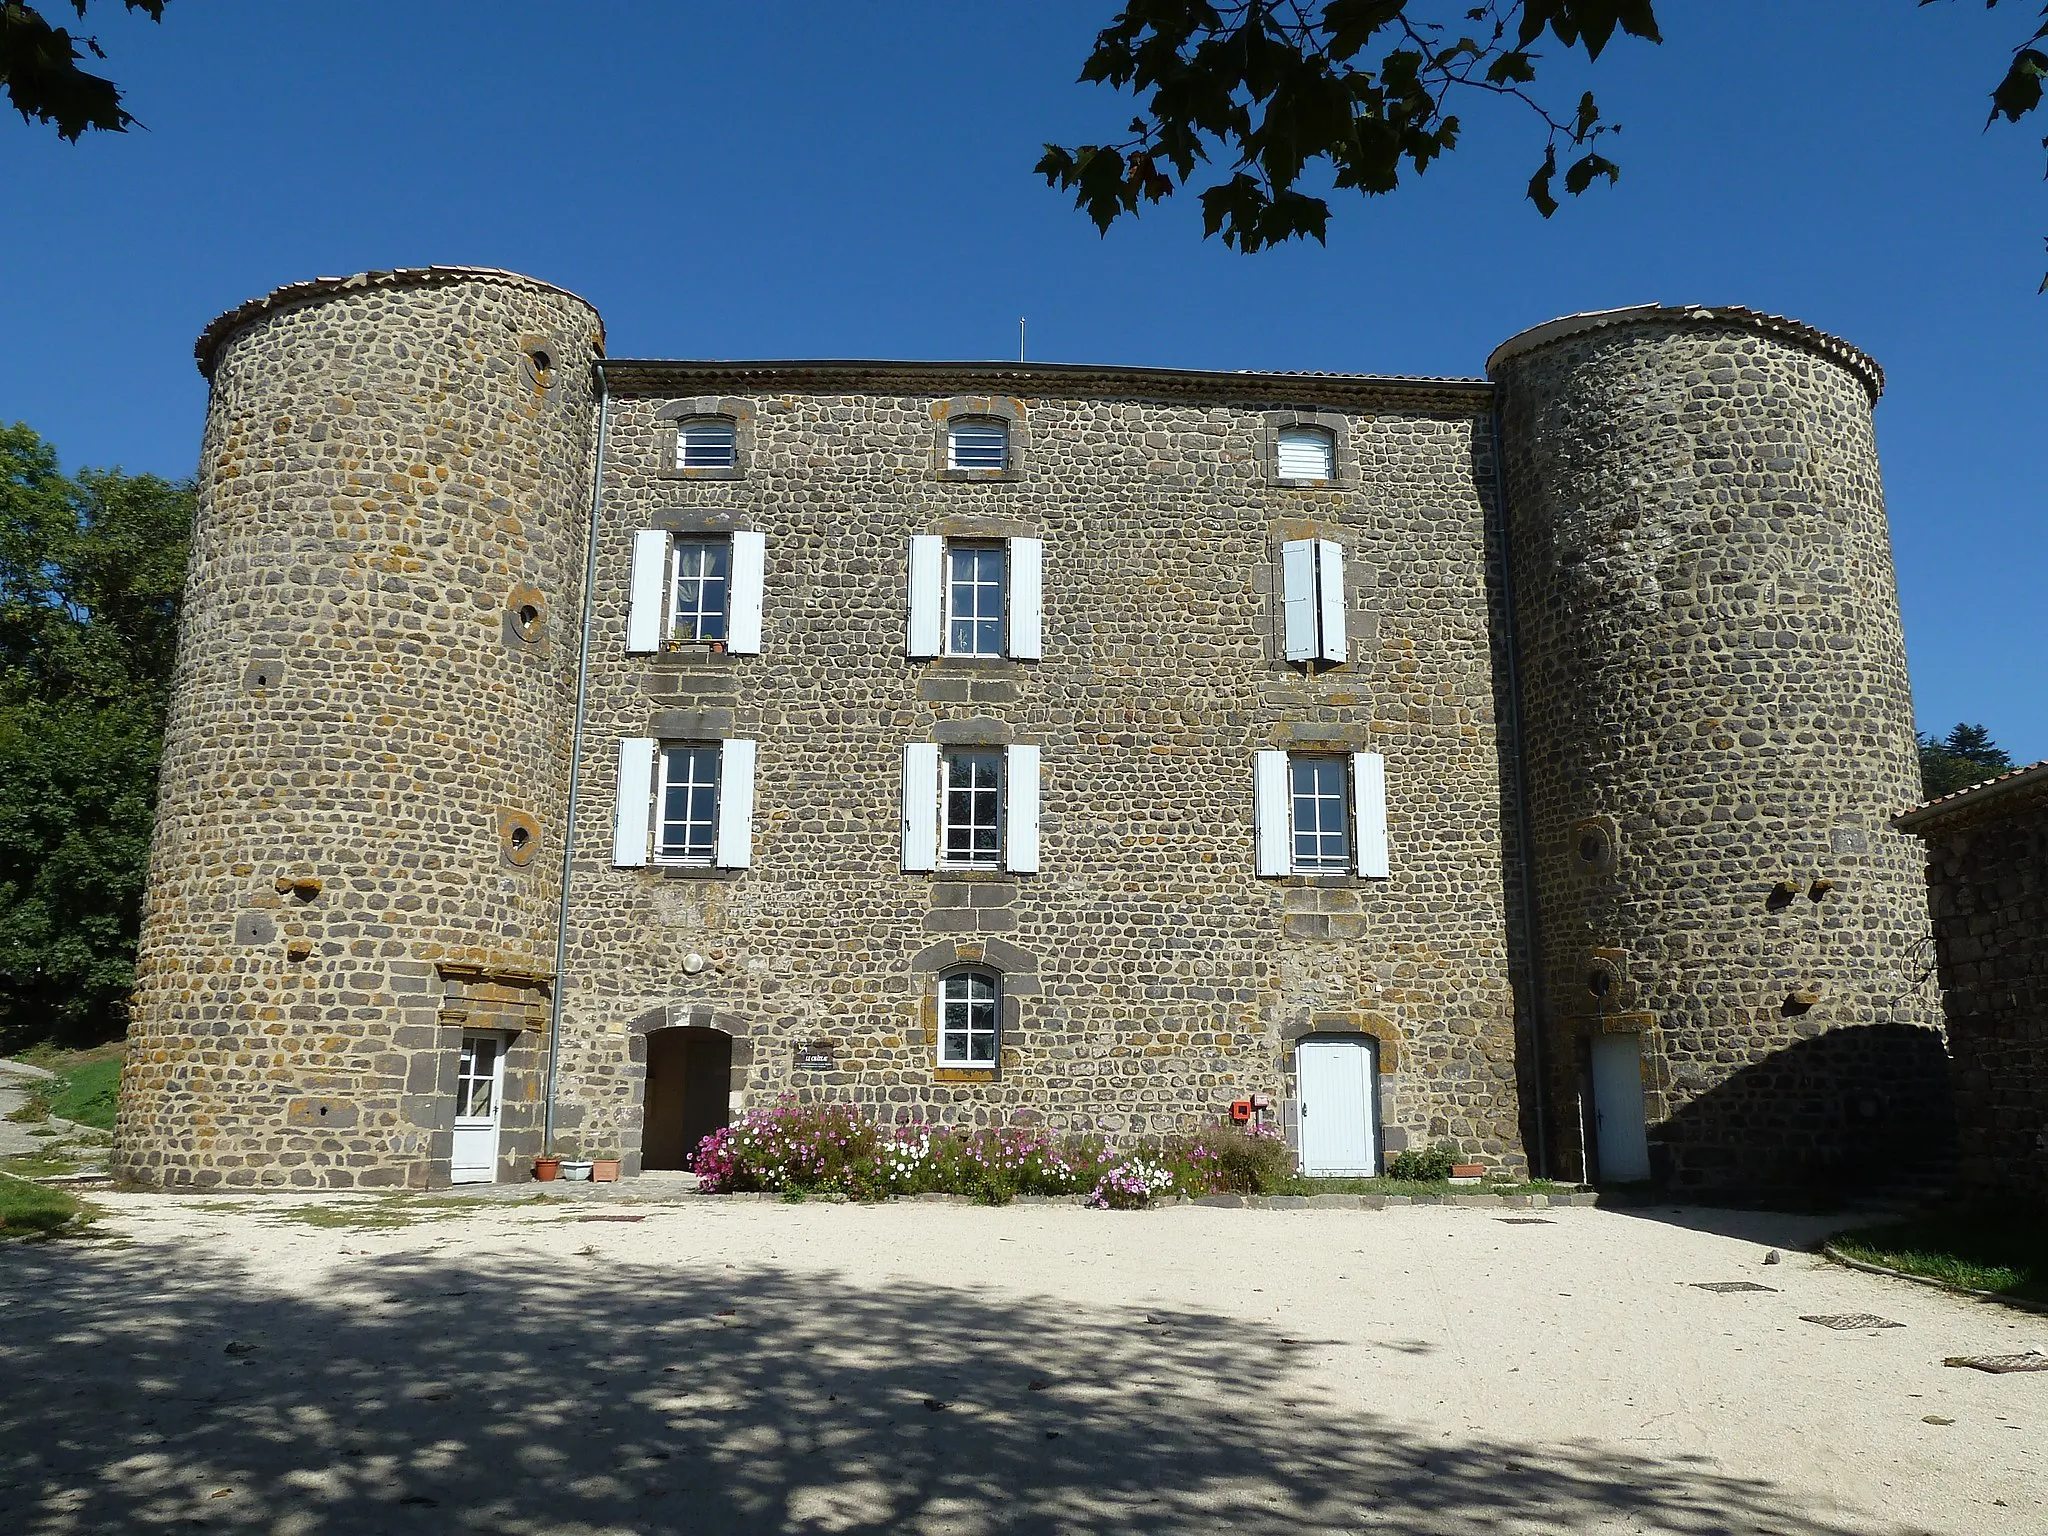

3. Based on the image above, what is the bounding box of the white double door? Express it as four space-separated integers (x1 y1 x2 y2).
451 1032 506 1185
1297 1038 1379 1176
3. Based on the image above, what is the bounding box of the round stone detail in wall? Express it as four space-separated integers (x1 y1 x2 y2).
498 809 541 869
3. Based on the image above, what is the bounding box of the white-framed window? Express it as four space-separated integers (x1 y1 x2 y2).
455 1033 500 1120
905 535 1042 660
1289 755 1351 872
941 749 1003 868
947 419 1009 471
1276 425 1336 482
1254 750 1389 879
612 737 757 870
677 417 738 471
901 741 1040 874
670 537 731 644
655 745 721 866
939 969 1000 1066
1279 538 1347 664
626 529 766 655
946 543 1006 657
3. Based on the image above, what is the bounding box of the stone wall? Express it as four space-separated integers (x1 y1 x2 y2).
1490 309 1948 1190
548 367 1530 1174
1901 769 2048 1206
114 270 602 1189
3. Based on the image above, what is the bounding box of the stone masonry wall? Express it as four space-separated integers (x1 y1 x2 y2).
1911 783 2048 1206
549 373 1530 1174
1491 314 1947 1189
114 272 602 1190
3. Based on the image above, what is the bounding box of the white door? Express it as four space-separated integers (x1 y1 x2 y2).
451 1033 506 1185
1297 1038 1378 1176
1589 1031 1652 1183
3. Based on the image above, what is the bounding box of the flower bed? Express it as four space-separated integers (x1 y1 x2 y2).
692 1099 1294 1207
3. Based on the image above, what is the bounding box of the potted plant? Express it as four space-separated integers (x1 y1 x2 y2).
591 1155 622 1183
559 1158 594 1182
533 1154 562 1182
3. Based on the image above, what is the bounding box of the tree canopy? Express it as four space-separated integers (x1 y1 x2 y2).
0 1 165 140
0 422 191 1050
1917 721 2020 800
1041 2 2048 282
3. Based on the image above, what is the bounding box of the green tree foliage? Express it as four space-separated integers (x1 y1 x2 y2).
1043 2 2048 279
0 423 191 1050
1917 721 2019 800
0 1 165 140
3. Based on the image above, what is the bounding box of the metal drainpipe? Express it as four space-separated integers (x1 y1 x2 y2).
1489 404 1549 1178
543 360 610 1153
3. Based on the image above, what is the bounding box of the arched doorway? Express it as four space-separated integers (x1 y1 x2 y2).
644 1027 732 1171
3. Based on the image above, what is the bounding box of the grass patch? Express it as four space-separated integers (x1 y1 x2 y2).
1830 1204 2048 1305
0 1155 84 1179
1267 1175 1571 1198
7 1045 123 1131
271 1195 493 1231
0 1171 91 1236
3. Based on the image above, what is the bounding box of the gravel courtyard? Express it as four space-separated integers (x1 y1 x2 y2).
0 1192 2040 1535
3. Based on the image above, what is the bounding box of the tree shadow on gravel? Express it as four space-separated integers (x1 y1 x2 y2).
0 1233 1899 1536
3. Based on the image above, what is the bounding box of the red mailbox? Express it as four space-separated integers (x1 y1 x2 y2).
1228 1099 1253 1123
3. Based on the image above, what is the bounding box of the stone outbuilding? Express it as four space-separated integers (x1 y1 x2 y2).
112 268 1947 1194
1896 761 2048 1205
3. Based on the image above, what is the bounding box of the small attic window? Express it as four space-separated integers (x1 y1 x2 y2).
1277 425 1335 482
677 418 738 471
947 420 1009 472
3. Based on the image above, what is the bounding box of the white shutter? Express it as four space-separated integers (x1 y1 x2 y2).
727 530 766 654
1008 537 1043 660
626 531 670 654
1005 743 1040 873
1277 427 1334 481
1353 751 1388 879
715 738 756 869
1315 539 1348 663
901 742 940 871
907 535 944 657
1280 540 1318 662
1254 750 1291 877
611 737 658 867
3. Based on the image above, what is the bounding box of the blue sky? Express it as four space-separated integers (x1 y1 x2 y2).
4 1 2042 762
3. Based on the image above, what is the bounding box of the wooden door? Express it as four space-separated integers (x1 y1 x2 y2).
1297 1037 1378 1176
1589 1031 1652 1182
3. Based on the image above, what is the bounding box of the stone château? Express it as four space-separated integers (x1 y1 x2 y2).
111 267 1949 1192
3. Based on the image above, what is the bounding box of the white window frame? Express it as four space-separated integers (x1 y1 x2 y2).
1276 424 1336 482
938 969 1001 1067
1288 753 1353 874
944 542 1008 659
627 529 765 655
653 744 722 868
1254 749 1388 879
614 737 756 870
669 535 731 645
947 419 1009 472
939 748 1005 870
1280 537 1347 664
676 416 738 471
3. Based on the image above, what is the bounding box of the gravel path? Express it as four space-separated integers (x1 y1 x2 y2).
0 1192 2040 1534
0 1060 56 1159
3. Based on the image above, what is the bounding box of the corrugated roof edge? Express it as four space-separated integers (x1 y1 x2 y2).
194 266 606 378
1893 759 2048 833
1485 304 1885 405
598 357 1494 413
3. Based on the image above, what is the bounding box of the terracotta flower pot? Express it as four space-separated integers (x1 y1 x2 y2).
591 1158 622 1183
533 1156 562 1182
1450 1163 1486 1179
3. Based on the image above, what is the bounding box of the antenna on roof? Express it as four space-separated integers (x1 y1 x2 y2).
1019 318 1027 364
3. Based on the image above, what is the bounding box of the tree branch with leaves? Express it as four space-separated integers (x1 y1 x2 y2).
0 1 164 141
1043 1 2048 282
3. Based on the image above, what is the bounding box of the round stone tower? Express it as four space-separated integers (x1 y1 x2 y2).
115 268 604 1189
1489 306 1947 1190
